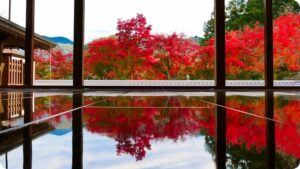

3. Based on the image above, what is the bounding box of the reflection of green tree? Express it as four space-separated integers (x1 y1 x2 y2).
202 130 300 169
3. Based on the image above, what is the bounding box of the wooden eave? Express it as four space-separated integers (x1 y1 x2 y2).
0 16 56 49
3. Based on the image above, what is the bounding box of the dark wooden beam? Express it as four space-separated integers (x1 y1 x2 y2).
73 0 85 88
24 0 35 87
0 40 3 64
264 0 273 88
216 91 226 169
265 91 275 169
0 33 8 64
215 0 226 88
72 93 83 169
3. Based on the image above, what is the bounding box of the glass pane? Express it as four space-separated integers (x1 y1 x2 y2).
225 0 265 86
33 93 73 168
1 0 26 86
273 1 300 86
0 0 9 19
34 0 74 86
5 0 26 27
84 0 215 86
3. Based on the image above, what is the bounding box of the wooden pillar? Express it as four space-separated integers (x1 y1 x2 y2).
216 91 226 169
0 33 8 64
73 0 85 88
23 93 33 169
265 91 275 169
214 0 226 88
0 93 3 131
24 0 35 87
0 40 3 64
72 93 83 169
264 0 273 88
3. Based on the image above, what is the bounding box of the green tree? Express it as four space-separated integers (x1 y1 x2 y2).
201 12 215 45
202 0 300 43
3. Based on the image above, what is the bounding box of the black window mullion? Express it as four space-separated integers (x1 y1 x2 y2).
264 0 273 88
214 0 226 89
73 0 85 88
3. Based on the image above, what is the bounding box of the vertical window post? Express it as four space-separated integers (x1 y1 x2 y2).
215 0 226 88
73 0 85 88
24 0 35 87
264 0 273 88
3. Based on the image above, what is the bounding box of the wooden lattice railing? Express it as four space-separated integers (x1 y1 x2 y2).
2 53 25 86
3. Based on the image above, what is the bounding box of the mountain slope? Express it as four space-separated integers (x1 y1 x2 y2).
43 36 73 45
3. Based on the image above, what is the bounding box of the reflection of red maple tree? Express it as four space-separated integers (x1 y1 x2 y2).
82 95 300 161
32 94 300 161
33 96 72 125
83 96 215 160
275 98 300 158
226 96 266 150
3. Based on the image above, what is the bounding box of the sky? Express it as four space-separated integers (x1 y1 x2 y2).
0 0 300 43
0 0 214 43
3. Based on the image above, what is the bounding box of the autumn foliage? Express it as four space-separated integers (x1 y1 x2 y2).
84 14 211 80
34 49 73 80
34 13 300 80
83 13 300 80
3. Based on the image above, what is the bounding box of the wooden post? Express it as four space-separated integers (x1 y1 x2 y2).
215 0 226 88
24 0 35 87
73 0 85 88
0 40 3 64
264 0 273 88
216 91 226 169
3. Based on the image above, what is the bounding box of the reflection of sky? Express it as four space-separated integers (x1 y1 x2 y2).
83 129 214 169
0 145 23 169
0 129 214 169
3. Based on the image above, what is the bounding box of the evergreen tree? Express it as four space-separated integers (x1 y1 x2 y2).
202 0 300 43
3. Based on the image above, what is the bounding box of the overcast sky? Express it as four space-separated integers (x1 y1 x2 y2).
0 0 299 43
0 0 214 43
